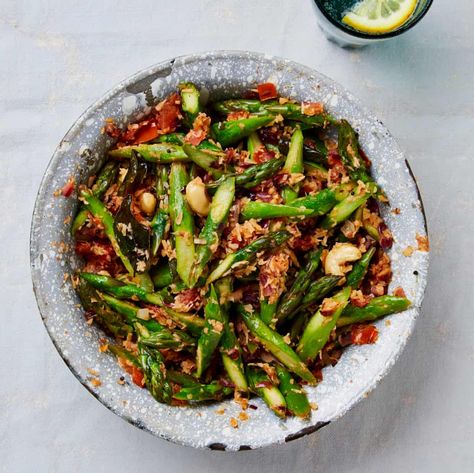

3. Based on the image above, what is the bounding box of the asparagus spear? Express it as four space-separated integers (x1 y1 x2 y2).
282 127 304 203
169 163 195 287
80 273 205 335
76 280 132 338
288 186 348 215
139 345 172 404
72 162 118 234
213 99 333 127
190 177 235 286
289 275 343 340
346 247 376 288
276 248 322 323
98 294 193 345
246 366 287 418
247 131 263 160
260 300 278 326
173 381 233 401
276 365 311 419
216 278 248 391
299 275 343 311
220 320 248 391
79 188 134 274
289 311 308 342
151 262 175 289
156 132 185 145
166 370 199 387
213 98 266 115
196 285 225 378
338 120 376 187
337 296 411 327
135 322 195 351
211 115 274 147
241 186 350 220
150 164 169 258
321 186 375 229
178 82 201 127
303 161 328 177
278 137 329 166
297 287 351 362
107 290 204 337
238 305 316 384
206 157 285 190
182 143 224 179
133 272 155 292
206 230 291 284
108 143 189 162
108 344 140 366
241 201 314 220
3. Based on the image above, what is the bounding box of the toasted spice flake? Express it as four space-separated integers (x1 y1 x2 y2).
259 251 290 305
238 411 249 422
227 110 250 121
230 417 239 429
320 297 340 316
392 286 406 298
403 246 415 257
234 391 249 410
89 377 102 387
350 290 371 308
301 102 324 116
416 233 430 252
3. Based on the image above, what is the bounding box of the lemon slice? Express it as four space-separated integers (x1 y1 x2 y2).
342 0 418 34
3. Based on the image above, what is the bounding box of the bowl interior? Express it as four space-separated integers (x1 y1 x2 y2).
30 51 429 451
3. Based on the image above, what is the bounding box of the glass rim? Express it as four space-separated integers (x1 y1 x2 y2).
314 0 434 40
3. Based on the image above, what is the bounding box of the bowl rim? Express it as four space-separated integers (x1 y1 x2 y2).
30 50 429 450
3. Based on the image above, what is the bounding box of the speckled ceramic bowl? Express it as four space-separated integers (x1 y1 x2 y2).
30 51 429 451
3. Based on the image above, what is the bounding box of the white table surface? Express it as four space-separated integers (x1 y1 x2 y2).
1 1 473 471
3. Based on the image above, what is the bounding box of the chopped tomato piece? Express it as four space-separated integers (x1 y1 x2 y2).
184 113 211 146
104 93 181 145
257 83 278 102
351 325 379 345
134 123 159 144
253 146 275 164
62 178 75 197
131 366 145 387
155 93 181 133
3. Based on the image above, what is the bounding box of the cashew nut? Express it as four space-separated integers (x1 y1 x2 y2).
186 177 210 216
324 243 362 276
139 192 157 215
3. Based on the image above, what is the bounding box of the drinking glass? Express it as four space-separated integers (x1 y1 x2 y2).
313 0 434 47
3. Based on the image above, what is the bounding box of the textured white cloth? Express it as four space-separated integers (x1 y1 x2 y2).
1 0 473 471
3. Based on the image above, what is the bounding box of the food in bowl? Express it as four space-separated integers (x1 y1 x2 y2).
71 81 410 419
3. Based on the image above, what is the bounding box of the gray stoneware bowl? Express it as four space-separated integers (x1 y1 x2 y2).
30 51 429 451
